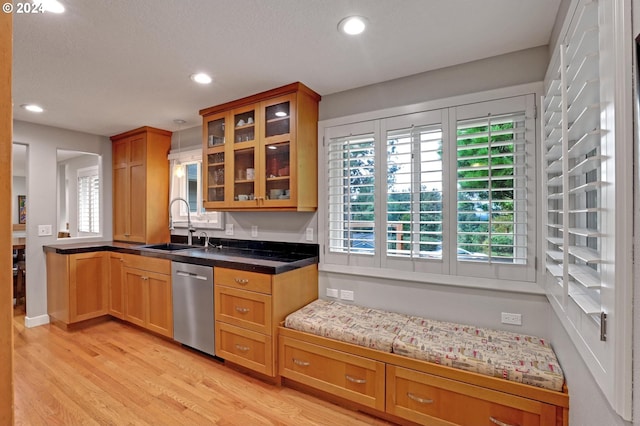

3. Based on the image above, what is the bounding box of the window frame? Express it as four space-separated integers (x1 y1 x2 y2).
76 165 100 236
318 84 542 294
168 148 224 230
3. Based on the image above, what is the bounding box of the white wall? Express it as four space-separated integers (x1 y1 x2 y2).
319 46 549 121
633 2 640 425
12 120 112 327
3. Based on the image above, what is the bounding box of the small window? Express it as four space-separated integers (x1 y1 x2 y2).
77 166 99 235
169 149 224 229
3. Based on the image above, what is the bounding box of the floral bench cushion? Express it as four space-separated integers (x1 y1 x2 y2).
284 298 408 352
284 299 564 392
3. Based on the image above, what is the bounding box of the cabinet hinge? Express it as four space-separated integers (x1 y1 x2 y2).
322 136 325 147
600 312 607 341
533 104 538 120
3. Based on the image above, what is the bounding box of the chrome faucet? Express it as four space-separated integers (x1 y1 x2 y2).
199 231 209 247
168 197 196 245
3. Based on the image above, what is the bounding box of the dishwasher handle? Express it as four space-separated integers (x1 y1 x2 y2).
175 270 209 281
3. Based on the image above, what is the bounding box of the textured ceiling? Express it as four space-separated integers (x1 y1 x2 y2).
12 0 561 137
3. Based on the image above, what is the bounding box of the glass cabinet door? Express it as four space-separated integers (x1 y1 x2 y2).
233 148 255 203
233 106 256 144
264 142 290 202
206 117 226 147
264 100 290 138
206 150 225 202
203 112 229 207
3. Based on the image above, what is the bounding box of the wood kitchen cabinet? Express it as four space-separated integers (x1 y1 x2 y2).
111 126 172 243
108 252 125 319
122 255 173 338
201 82 320 211
214 264 317 377
46 251 109 326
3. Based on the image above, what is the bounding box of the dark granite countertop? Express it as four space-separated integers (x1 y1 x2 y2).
42 238 319 275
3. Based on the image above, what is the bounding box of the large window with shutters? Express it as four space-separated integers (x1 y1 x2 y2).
542 0 632 419
322 94 537 284
77 166 99 235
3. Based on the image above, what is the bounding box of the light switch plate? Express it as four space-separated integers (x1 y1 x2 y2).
225 223 234 236
340 289 354 301
306 227 313 241
326 288 339 298
251 226 258 237
501 312 522 325
38 224 52 236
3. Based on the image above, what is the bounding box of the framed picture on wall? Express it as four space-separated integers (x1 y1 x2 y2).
18 195 26 224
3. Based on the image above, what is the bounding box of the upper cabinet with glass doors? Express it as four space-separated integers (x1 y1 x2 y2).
201 82 320 211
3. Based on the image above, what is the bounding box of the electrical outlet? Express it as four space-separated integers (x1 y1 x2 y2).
306 227 313 241
501 312 522 325
225 223 234 236
251 226 258 237
326 288 339 298
38 224 52 236
340 289 354 301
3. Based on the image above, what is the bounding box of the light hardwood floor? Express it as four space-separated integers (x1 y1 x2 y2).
13 310 392 425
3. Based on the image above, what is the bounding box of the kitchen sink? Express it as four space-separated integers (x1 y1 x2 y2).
138 243 196 252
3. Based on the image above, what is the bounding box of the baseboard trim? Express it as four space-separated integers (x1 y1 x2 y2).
24 314 50 328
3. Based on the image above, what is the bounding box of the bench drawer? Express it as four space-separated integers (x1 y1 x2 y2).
279 335 385 411
215 286 272 335
386 365 559 426
216 322 273 376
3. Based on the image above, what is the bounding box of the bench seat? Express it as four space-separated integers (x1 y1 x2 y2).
284 299 564 392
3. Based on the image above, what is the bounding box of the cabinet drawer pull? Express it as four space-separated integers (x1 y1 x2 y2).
292 358 310 367
234 344 250 352
489 417 518 426
345 375 367 384
234 278 249 285
407 393 434 404
234 306 250 314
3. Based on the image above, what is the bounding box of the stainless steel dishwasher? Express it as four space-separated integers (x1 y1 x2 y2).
171 262 215 356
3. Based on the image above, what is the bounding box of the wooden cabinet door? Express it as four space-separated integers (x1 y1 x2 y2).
112 133 148 243
127 161 147 243
146 271 173 338
123 266 146 328
108 253 125 319
69 252 108 322
112 165 128 241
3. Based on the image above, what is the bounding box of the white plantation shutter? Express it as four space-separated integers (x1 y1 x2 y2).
385 111 444 263
325 122 377 266
544 0 603 317
77 166 99 234
456 112 528 264
542 0 632 418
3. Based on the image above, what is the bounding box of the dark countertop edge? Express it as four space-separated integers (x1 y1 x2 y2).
42 242 318 275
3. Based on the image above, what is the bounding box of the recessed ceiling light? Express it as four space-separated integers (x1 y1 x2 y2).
21 104 44 113
338 16 367 35
40 0 65 14
190 73 212 84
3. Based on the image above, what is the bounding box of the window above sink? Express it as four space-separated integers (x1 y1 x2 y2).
168 147 224 230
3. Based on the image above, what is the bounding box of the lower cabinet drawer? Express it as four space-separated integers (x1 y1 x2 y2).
215 285 271 335
386 365 558 426
216 322 273 376
279 335 385 411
